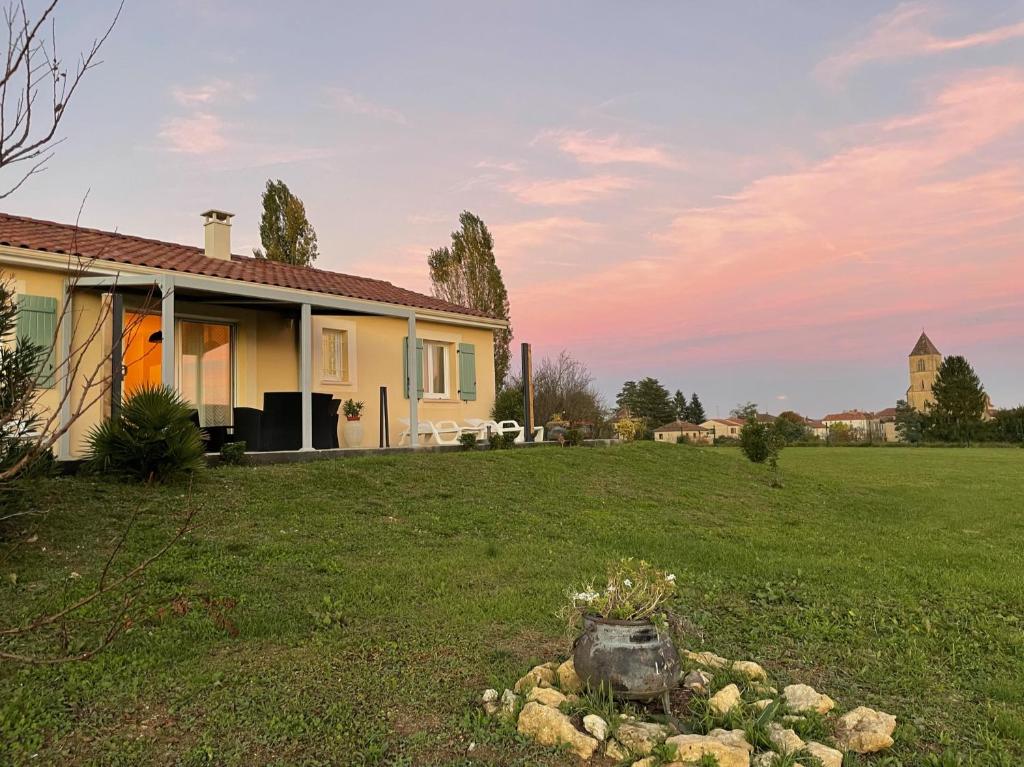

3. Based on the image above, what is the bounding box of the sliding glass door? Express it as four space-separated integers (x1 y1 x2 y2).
178 321 233 427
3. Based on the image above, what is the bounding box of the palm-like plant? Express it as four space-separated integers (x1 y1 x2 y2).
86 385 205 483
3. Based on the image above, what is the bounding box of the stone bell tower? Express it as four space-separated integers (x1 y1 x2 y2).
907 331 941 411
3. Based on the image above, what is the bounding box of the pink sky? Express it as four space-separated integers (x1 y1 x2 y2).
6 1 1023 415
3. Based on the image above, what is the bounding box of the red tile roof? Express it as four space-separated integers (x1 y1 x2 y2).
0 212 496 320
822 410 876 421
655 420 710 432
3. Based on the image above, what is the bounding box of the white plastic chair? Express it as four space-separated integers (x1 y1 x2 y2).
431 420 464 445
397 418 432 446
516 425 545 443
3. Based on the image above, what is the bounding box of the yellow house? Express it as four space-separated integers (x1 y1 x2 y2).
0 210 507 458
653 420 713 444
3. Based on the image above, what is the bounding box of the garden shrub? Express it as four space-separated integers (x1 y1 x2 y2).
563 428 583 447
458 433 477 450
219 441 248 466
85 384 205 483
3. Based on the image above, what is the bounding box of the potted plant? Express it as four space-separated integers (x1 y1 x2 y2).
565 558 681 703
342 399 364 448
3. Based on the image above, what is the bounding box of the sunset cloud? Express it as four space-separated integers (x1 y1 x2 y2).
537 129 683 169
513 69 1024 374
818 4 1024 82
505 174 636 205
158 113 228 154
327 87 407 124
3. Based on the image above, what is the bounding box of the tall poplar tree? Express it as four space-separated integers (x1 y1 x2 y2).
253 179 319 266
428 211 513 386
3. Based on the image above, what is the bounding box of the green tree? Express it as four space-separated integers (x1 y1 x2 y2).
616 377 673 428
730 402 759 421
686 393 706 424
894 399 924 444
253 179 319 266
672 389 688 420
773 411 809 444
987 407 1024 443
428 211 512 386
927 355 987 444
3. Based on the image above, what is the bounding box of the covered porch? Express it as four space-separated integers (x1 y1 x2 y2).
59 272 430 458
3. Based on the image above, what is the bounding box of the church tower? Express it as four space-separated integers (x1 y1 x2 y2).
907 332 941 411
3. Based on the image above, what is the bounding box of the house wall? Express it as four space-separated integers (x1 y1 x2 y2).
3 258 498 456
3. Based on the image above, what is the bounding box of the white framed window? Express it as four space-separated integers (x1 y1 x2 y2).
421 340 449 399
321 328 349 383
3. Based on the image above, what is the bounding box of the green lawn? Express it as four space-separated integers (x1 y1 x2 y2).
2 444 1022 766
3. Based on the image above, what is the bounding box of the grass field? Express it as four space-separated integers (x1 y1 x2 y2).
1 444 1022 766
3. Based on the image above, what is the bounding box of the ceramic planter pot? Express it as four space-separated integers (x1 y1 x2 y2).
572 614 680 700
343 418 363 448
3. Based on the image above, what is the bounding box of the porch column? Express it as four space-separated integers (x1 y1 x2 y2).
407 312 418 447
110 292 124 418
160 277 175 389
57 280 73 459
299 303 313 451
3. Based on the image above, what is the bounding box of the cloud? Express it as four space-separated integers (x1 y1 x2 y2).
327 87 407 124
475 159 521 172
158 113 228 154
172 80 233 106
511 69 1024 368
538 129 684 169
818 4 1024 82
505 174 637 205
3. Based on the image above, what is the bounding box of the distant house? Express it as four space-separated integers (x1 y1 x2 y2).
874 407 900 443
654 420 713 444
822 410 882 440
701 418 745 440
802 417 828 440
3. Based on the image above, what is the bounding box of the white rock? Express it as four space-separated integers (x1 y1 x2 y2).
782 684 836 714
834 706 897 753
752 753 777 767
767 722 805 754
499 688 519 718
709 683 743 715
481 688 499 715
685 649 729 669
707 728 754 753
557 658 583 693
513 665 556 692
516 701 598 759
732 660 768 681
683 669 712 694
753 698 774 711
527 686 567 707
583 713 609 741
665 733 752 767
606 739 630 760
615 721 669 756
805 740 844 767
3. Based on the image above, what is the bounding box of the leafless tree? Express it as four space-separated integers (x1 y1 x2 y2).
0 1 201 665
0 0 123 198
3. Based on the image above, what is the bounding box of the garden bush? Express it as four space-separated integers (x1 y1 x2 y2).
85 384 205 483
219 441 248 466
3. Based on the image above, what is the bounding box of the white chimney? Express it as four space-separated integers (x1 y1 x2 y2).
201 209 234 260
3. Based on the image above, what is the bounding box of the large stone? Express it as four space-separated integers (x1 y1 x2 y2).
767 723 805 754
682 669 712 694
516 701 598 759
630 759 656 767
732 660 768 681
752 754 776 767
707 728 754 753
685 649 729 669
615 722 669 755
513 665 556 692
527 686 567 708
583 713 609 742
665 733 752 767
782 684 836 715
499 689 519 719
557 658 583 693
481 688 499 716
805 740 844 767
834 706 897 753
709 683 743 715
606 739 630 760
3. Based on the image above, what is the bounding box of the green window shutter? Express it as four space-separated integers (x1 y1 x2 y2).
457 342 477 401
402 337 424 399
16 294 57 388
